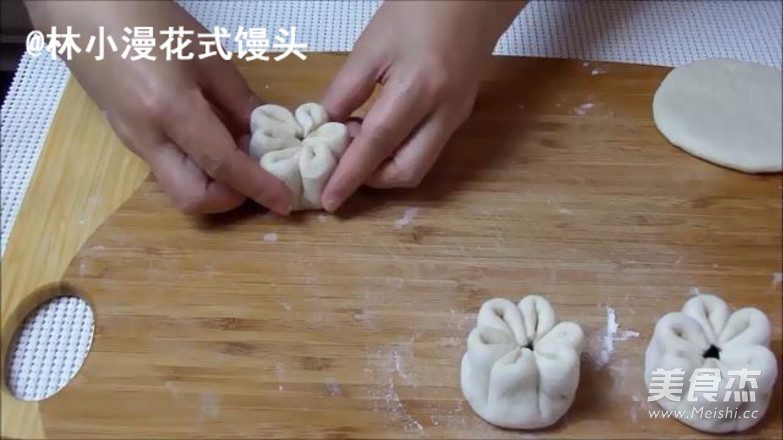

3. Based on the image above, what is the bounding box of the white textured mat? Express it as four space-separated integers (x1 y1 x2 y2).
2 0 781 401
5 296 94 401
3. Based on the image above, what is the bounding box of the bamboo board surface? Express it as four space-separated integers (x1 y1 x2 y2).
2 54 781 438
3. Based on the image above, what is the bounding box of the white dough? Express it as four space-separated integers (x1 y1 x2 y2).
653 59 782 173
460 296 584 429
645 294 778 433
250 103 348 210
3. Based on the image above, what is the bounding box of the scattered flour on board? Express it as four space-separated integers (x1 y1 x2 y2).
197 391 220 422
372 378 424 431
165 381 179 399
394 207 419 229
274 362 286 380
773 273 782 287
325 378 344 397
591 306 640 369
572 102 596 116
393 351 413 382
364 342 424 431
317 214 328 223
591 67 608 76
280 302 292 311
263 233 278 242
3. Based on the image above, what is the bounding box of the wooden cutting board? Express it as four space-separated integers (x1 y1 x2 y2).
2 55 780 439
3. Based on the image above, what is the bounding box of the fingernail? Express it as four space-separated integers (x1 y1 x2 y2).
322 196 340 213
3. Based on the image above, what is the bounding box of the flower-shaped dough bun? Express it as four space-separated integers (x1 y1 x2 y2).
249 103 348 210
645 294 778 433
461 296 585 429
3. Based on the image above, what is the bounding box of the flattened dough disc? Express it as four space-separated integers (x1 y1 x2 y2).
653 59 782 173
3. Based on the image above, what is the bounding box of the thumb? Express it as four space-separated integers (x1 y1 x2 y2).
322 53 380 122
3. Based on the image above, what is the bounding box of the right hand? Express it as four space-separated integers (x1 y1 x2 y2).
319 1 526 212
26 0 291 215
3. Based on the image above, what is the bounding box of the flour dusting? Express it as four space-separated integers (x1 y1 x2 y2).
325 378 344 397
393 350 413 382
165 381 179 399
394 207 419 229
773 273 782 287
197 391 220 422
572 102 595 116
591 306 639 369
373 378 424 431
364 340 424 431
264 233 278 242
274 362 286 379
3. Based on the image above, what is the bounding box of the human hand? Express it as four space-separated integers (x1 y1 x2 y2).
26 1 291 214
320 1 526 212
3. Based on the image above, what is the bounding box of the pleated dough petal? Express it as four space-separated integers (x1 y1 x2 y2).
249 128 301 160
461 295 583 429
535 322 584 356
476 298 527 346
295 103 329 137
250 104 302 138
483 349 545 428
646 312 711 375
299 139 337 210
461 327 517 412
681 294 729 343
718 307 770 350
644 294 778 433
259 147 302 208
250 102 348 211
518 295 556 345
306 122 349 157
719 345 778 432
534 340 582 422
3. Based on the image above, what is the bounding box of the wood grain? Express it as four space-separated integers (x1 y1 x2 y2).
3 54 782 439
0 77 150 438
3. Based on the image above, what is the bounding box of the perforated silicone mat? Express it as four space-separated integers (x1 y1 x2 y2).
2 0 781 401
